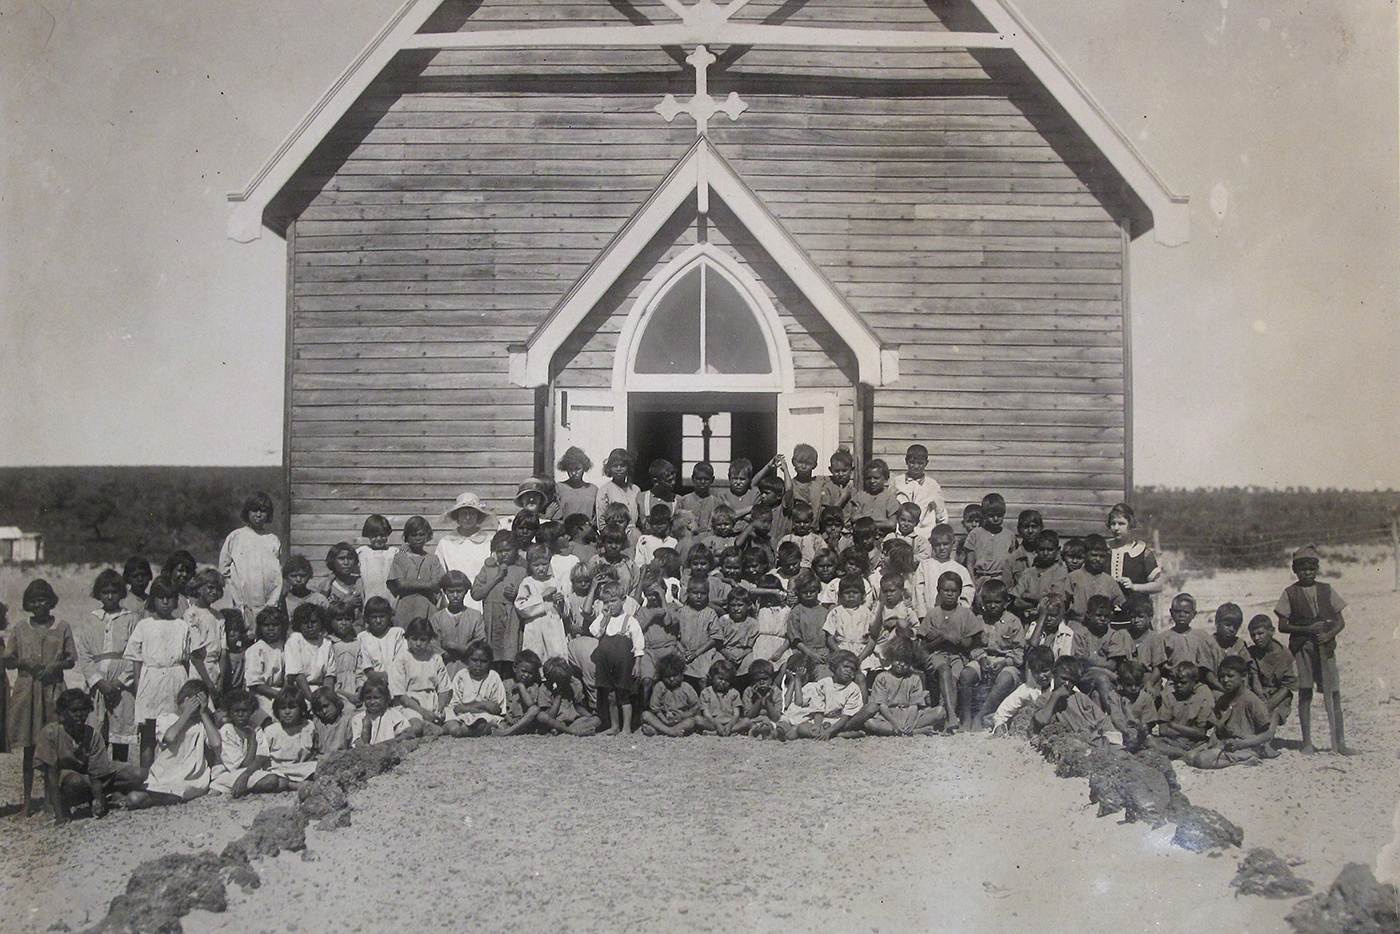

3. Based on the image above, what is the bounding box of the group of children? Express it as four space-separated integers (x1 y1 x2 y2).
0 443 1354 824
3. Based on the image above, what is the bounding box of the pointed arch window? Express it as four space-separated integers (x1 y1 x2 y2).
618 246 792 393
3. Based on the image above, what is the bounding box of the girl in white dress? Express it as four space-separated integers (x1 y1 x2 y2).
285 605 334 700
443 643 506 737
210 691 259 796
243 607 288 724
387 618 448 734
124 577 200 770
244 689 317 792
350 680 422 746
124 680 218 808
218 491 283 630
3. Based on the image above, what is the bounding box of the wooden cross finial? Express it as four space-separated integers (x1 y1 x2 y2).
654 45 747 136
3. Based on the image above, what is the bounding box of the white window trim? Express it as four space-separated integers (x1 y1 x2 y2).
612 243 795 394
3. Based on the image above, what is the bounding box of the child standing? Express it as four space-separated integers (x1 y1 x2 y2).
596 448 640 524
1008 531 1069 622
185 569 227 695
894 444 947 539
218 491 283 631
676 577 722 683
389 515 444 628
432 571 486 678
717 459 758 528
357 515 397 606
122 557 154 614
243 607 289 724
1198 603 1250 693
1275 545 1351 755
817 449 857 528
6 580 77 814
125 577 198 771
555 446 598 524
515 544 570 663
473 531 526 667
321 543 366 618
279 555 327 625
1139 593 1213 693
76 570 138 762
961 493 1017 589
913 524 974 615
1066 535 1126 622
784 570 830 678
588 580 646 735
679 461 719 536
853 459 900 535
917 571 984 731
824 574 878 671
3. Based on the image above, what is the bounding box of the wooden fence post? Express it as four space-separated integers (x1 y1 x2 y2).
1391 514 1399 592
1152 528 1161 556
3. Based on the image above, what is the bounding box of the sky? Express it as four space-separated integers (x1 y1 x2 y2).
1 0 1397 488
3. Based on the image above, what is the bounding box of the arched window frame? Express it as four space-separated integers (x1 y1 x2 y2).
613 243 795 393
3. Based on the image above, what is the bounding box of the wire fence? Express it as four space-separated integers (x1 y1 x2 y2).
1146 517 1400 588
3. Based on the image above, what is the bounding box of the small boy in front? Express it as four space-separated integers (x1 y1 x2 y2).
894 443 947 540
918 571 984 731
1184 656 1278 768
1275 545 1351 755
1245 614 1297 727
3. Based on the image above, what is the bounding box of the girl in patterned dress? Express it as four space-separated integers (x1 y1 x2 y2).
5 579 76 814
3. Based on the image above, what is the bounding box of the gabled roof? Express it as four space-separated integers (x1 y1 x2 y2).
227 0 1187 246
507 137 897 388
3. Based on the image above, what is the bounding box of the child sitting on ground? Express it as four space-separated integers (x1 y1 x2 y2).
388 618 449 734
1144 660 1214 759
642 653 704 736
246 689 318 790
443 642 507 737
1275 545 1351 755
967 580 1026 730
740 659 782 737
990 646 1054 734
1184 656 1279 768
350 679 421 747
209 691 259 796
1246 615 1297 727
538 656 600 736
1029 656 1108 744
779 650 870 740
310 687 355 757
863 639 945 736
698 659 749 736
36 689 143 824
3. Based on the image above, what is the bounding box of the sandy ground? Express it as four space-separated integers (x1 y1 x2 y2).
1 549 1397 934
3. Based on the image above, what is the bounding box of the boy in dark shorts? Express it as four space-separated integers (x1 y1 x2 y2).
1275 545 1351 755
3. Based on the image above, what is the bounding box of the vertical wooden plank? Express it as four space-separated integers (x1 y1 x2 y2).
283 219 296 547
1120 220 1133 501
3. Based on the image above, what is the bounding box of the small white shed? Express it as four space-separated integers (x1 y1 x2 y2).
0 527 43 564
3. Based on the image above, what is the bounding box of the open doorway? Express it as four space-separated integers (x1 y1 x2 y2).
629 392 776 492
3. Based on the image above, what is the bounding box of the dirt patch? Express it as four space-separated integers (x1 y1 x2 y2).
1286 863 1400 934
1233 848 1313 899
82 850 258 934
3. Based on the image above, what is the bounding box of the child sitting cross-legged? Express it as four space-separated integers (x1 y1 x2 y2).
777 650 871 740
388 617 449 736
863 638 946 736
209 691 259 797
697 658 750 736
536 656 601 736
1143 660 1215 759
989 645 1054 735
1184 656 1279 768
443 642 507 737
739 659 782 737
245 689 318 790
641 653 704 736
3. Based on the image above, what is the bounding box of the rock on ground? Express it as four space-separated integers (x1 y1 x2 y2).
1286 863 1400 934
82 851 258 934
1232 848 1313 899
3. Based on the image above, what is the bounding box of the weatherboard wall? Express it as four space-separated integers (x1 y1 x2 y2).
282 5 1127 554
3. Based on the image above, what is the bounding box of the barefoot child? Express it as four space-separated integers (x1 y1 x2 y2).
698 658 749 736
326 603 361 707
218 491 283 632
917 571 983 731
124 680 219 809
77 570 138 762
6 579 77 814
824 574 878 672
388 618 449 734
1198 602 1250 693
538 656 601 736
243 607 288 725
1246 615 1297 727
864 640 945 736
125 577 196 770
431 571 486 678
35 689 142 824
740 659 782 737
641 653 703 736
443 642 507 737
210 691 259 796
1184 656 1278 768
1275 545 1351 755
588 581 645 734
968 580 1026 730
785 570 831 680
310 687 355 757
1143 661 1214 759
502 650 550 735
350 679 422 747
245 689 317 791
473 531 526 669
785 650 869 740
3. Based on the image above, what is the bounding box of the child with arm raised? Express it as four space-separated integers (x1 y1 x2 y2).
124 679 220 809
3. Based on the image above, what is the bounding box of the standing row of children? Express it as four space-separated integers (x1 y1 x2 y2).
3 443 1353 823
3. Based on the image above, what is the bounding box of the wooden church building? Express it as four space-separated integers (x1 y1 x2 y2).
228 0 1187 554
